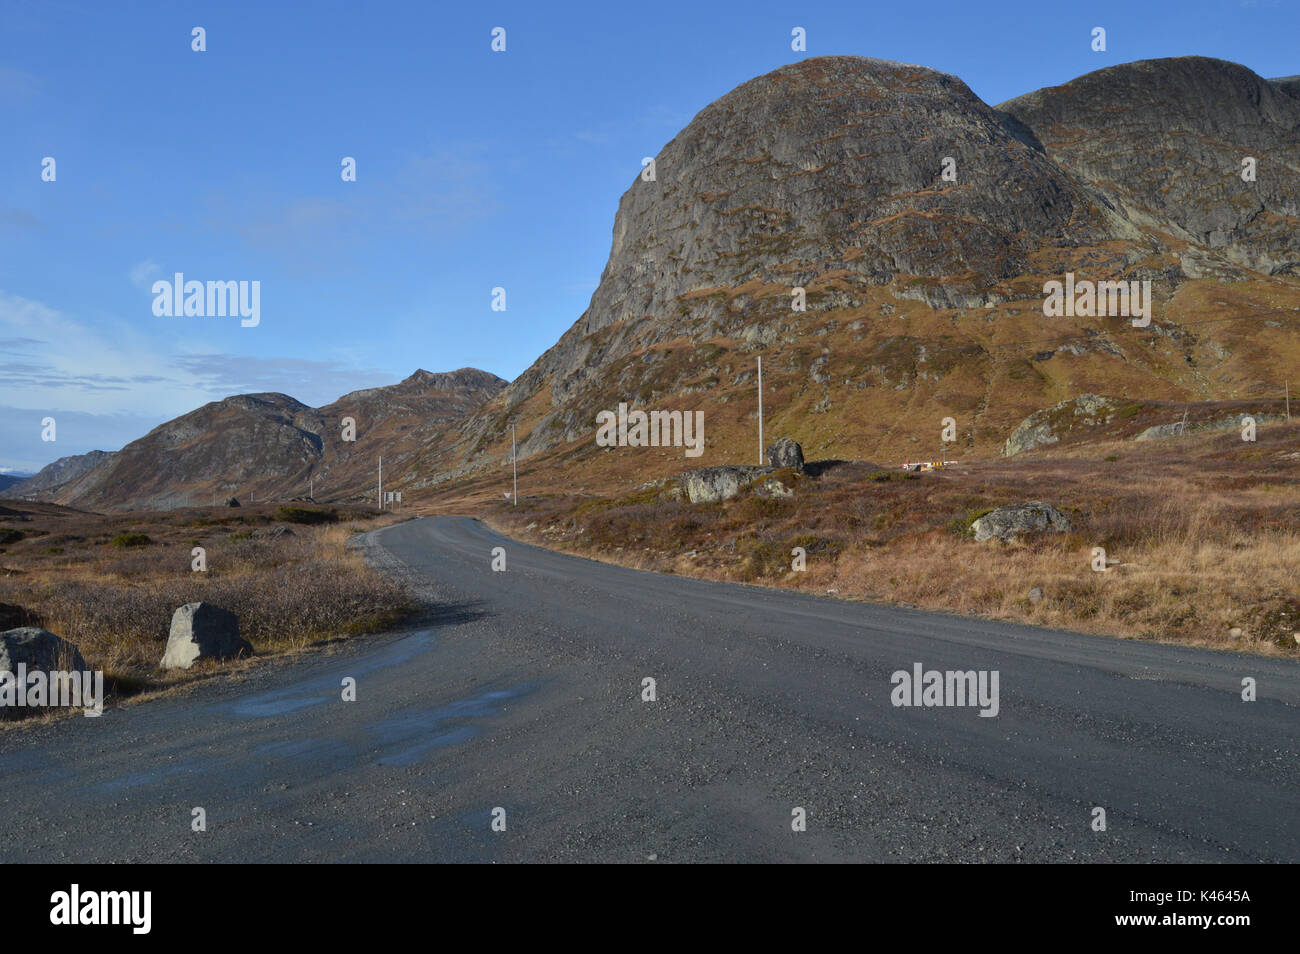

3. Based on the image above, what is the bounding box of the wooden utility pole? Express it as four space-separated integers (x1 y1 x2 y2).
757 356 764 465
378 456 382 512
511 424 518 506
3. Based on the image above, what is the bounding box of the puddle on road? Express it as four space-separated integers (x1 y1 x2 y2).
229 630 436 718
372 683 537 767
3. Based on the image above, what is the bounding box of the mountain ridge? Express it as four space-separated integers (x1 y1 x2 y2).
12 367 506 510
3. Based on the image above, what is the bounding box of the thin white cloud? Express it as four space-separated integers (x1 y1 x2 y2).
128 260 161 290
0 290 398 424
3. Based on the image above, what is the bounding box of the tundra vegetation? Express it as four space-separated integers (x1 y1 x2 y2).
487 422 1300 656
0 502 415 706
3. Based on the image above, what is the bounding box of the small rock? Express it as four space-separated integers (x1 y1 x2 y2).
757 475 794 498
1228 627 1244 639
1028 587 1044 603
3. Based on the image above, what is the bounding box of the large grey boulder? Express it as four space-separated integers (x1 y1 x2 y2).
682 466 762 503
0 627 88 676
765 437 805 472
161 602 251 670
970 502 1074 542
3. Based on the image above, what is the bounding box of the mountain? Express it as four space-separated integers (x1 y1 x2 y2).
430 55 1299 488
0 472 35 494
24 368 505 511
7 451 116 499
999 57 1300 274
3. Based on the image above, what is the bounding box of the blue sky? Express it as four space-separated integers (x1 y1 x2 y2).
1 0 1295 472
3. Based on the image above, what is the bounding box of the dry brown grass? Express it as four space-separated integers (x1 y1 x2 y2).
486 422 1300 656
0 502 416 698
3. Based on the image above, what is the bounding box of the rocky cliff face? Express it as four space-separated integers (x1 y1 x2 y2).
999 57 1300 274
449 55 1300 482
28 368 505 511
502 57 1138 409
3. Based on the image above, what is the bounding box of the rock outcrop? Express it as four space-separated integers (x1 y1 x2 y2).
160 603 252 670
1134 413 1282 441
970 503 1074 542
1002 395 1124 457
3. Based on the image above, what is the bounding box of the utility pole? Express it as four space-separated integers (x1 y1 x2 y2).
757 355 764 465
309 474 313 502
378 456 382 512
1287 380 1291 420
511 424 518 506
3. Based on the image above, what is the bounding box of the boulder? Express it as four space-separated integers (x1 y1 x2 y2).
226 497 240 507
0 626 87 676
970 502 1074 542
160 602 251 670
682 465 769 503
765 437 805 472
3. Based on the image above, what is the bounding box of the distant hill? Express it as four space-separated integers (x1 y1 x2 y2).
19 368 506 511
8 451 115 499
0 472 35 494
